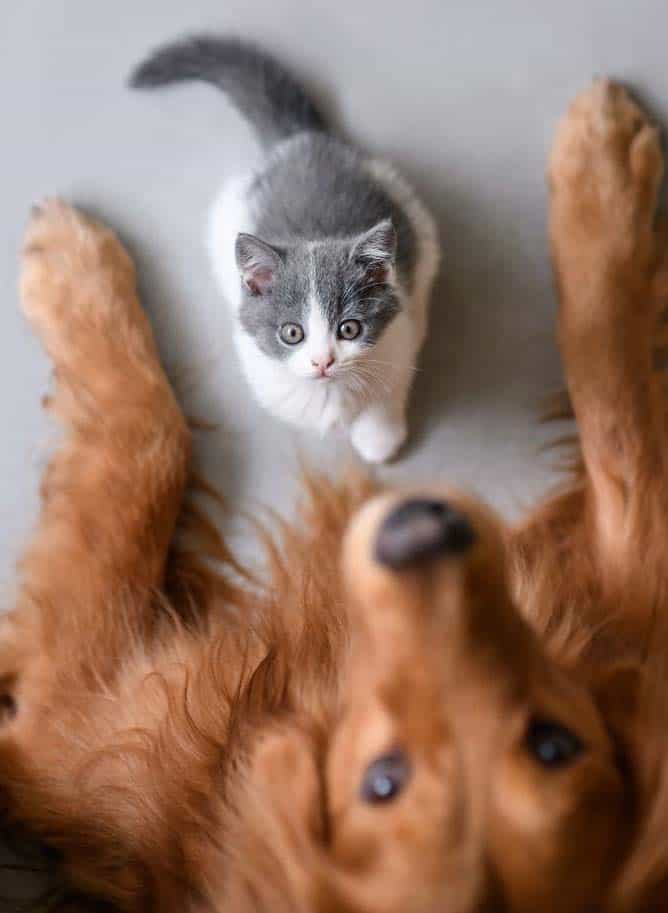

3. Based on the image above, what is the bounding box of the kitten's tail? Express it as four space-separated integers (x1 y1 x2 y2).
129 35 328 150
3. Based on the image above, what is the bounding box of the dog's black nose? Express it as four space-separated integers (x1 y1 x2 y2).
375 499 476 570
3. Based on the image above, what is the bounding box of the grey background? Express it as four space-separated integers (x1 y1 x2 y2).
1 0 667 897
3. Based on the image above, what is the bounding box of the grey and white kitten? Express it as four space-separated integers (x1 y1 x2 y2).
131 36 440 462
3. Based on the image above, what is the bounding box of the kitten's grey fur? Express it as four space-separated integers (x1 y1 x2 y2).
131 36 440 462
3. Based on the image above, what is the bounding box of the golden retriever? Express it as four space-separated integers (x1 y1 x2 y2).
1 80 667 913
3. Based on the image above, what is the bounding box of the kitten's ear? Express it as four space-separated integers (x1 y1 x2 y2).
236 233 284 297
350 219 396 279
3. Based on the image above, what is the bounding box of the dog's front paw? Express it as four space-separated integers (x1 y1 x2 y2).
549 80 662 264
20 200 138 351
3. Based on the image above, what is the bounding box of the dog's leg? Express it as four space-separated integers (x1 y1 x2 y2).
10 200 190 682
0 202 192 904
549 81 668 575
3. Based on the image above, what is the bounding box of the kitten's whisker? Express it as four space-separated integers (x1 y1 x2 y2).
344 373 368 399
359 357 421 374
346 372 377 404
339 364 371 385
344 364 393 396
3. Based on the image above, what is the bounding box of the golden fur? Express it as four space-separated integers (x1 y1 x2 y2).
2 81 668 912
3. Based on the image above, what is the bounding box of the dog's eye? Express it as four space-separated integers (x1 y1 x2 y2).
360 750 411 804
525 718 584 768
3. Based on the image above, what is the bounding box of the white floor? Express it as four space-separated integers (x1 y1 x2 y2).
2 0 668 901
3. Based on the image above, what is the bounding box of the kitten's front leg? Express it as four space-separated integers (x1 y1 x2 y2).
350 401 407 463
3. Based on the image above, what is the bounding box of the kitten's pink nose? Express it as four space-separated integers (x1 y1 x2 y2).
311 354 336 376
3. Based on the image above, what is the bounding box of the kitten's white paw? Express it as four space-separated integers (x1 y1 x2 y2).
350 415 407 464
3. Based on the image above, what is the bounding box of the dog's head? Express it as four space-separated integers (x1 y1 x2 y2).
229 490 657 913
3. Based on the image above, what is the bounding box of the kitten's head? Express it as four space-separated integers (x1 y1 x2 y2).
235 220 400 381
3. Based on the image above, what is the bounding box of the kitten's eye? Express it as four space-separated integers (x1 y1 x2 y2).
525 718 584 769
279 323 304 345
360 750 411 804
338 319 362 340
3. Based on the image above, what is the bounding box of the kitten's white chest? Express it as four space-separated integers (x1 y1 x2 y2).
235 329 351 434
